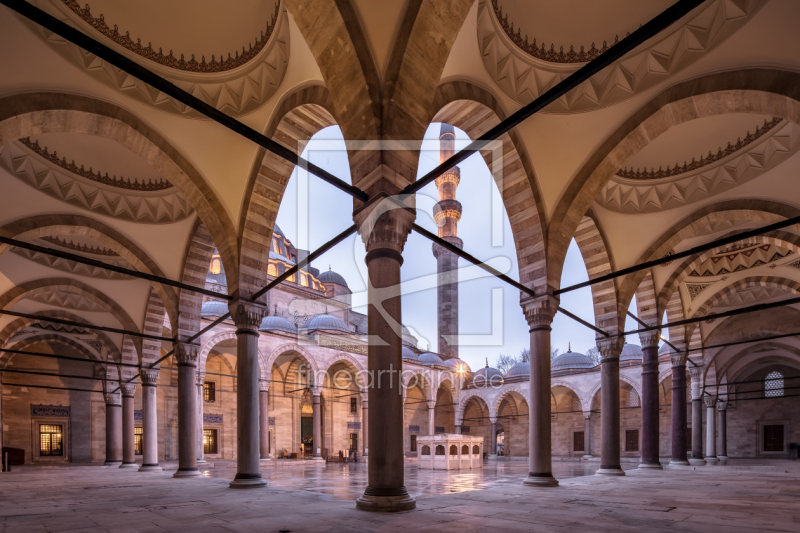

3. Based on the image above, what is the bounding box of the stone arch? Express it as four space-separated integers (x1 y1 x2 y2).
619 373 643 400
658 368 673 387
492 386 528 418
264 343 321 385
634 270 659 331
0 92 238 291
0 213 179 327
727 353 800 386
704 307 800 350
665 289 687 348
198 330 238 373
238 84 337 302
4 334 109 377
548 69 800 300
715 342 800 384
573 210 620 333
550 379 586 410
457 390 491 420
431 80 547 294
322 352 366 391
176 221 217 341
403 369 434 401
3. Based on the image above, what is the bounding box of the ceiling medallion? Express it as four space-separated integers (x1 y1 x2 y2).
61 0 280 73
618 118 782 180
477 0 767 113
40 235 118 256
20 137 172 191
491 0 618 64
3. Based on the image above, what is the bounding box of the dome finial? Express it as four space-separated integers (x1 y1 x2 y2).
485 357 489 368
568 342 571 352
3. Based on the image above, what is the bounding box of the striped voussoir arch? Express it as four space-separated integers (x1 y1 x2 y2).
176 221 217 342
573 212 620 335
141 287 167 367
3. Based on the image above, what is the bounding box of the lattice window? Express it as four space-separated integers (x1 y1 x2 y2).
765 371 784 398
203 381 216 402
210 258 221 275
625 388 640 408
572 396 582 412
134 427 143 455
410 435 417 452
267 263 278 277
39 424 63 456
350 397 357 414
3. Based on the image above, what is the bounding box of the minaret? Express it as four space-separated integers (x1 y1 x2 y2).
432 123 463 360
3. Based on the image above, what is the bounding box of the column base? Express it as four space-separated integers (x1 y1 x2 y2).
138 464 162 472
671 459 691 466
717 455 729 461
119 462 139 469
356 487 416 512
359 455 368 463
104 461 122 467
260 457 272 462
581 454 593 459
173 468 203 478
229 474 267 489
312 456 324 462
596 467 625 476
705 457 719 464
688 458 706 466
197 459 208 464
637 462 663 470
522 473 559 487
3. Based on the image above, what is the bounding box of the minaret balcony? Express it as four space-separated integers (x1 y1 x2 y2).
433 199 462 225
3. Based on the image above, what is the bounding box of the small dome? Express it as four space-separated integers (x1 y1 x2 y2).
473 361 504 386
402 346 418 360
659 343 672 356
552 347 594 371
304 314 351 334
620 343 643 361
445 358 471 373
505 361 530 378
200 300 228 318
259 315 297 335
418 352 444 366
318 268 349 288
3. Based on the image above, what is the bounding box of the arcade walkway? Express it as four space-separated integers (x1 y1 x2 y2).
0 463 797 532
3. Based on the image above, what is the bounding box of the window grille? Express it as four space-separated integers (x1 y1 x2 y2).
625 429 640 452
625 388 640 408
209 258 221 275
472 445 479 454
461 445 468 455
435 445 445 456
573 431 585 452
134 426 143 455
203 381 215 402
449 445 457 456
410 435 417 452
572 396 582 412
203 429 218 454
420 445 430 456
350 397 357 414
349 433 358 452
765 371 784 397
39 424 63 456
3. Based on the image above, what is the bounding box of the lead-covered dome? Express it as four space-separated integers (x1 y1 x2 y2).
620 343 643 361
552 345 595 371
659 343 672 356
418 352 444 366
200 300 228 318
318 268 349 288
402 346 418 361
473 362 504 387
445 358 471 373
505 361 530 378
304 314 351 334
258 315 297 335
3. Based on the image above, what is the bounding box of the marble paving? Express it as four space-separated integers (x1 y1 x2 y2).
0 462 798 532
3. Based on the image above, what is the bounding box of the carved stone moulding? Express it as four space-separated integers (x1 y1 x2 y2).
11 248 132 280
598 120 800 214
25 0 290 118
0 141 194 224
477 0 767 114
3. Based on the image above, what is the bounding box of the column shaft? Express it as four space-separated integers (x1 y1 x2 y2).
174 342 201 477
716 404 728 460
639 336 661 468
428 405 436 435
0 374 4 469
583 413 593 458
670 358 689 465
599 353 624 475
120 384 137 468
490 421 497 456
312 393 322 460
259 387 270 459
104 395 122 466
705 397 717 463
691 399 704 460
361 396 368 460
196 375 205 464
140 369 161 471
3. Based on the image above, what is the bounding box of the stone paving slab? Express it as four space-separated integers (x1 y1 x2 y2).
0 465 799 532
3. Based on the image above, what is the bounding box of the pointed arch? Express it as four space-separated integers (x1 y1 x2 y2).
176 221 217 341
573 210 620 333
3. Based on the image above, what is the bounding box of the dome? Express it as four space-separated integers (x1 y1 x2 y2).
505 361 530 378
659 343 672 356
620 343 643 361
318 268 349 288
418 352 444 366
304 314 351 334
444 358 471 373
200 300 228 318
402 346 418 360
473 360 504 386
258 315 297 335
552 347 595 371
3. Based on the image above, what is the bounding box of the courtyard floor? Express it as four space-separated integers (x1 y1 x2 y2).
0 460 798 532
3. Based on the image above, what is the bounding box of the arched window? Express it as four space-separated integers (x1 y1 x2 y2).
267 264 277 277
625 388 640 408
435 445 445 455
420 445 430 456
449 445 457 456
461 445 468 455
765 371 784 397
210 258 221 275
472 445 480 454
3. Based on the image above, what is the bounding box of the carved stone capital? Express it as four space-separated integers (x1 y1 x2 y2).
716 400 727 411
583 411 592 420
120 382 137 397
597 337 624 360
353 195 415 257
521 294 559 329
259 380 269 393
228 299 266 333
175 342 199 366
670 352 687 368
140 369 160 386
489 417 498 424
704 396 716 408
426 400 436 410
105 392 121 406
638 331 661 348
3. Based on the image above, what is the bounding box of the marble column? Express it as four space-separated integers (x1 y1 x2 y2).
523 295 559 486
0 372 4 469
104 392 122 466
354 203 416 512
312 390 323 461
139 369 162 471
120 382 138 468
361 393 368 461
582 412 593 459
229 299 268 487
670 352 690 466
174 342 202 477
704 396 718 464
597 337 625 476
259 380 270 460
490 418 498 457
196 371 205 464
454 425 462 435
716 401 728 461
638 331 661 469
689 366 706 466
427 401 436 435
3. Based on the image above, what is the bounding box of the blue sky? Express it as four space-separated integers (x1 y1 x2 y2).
276 124 642 372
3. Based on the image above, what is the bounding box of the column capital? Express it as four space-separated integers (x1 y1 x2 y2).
582 411 593 420
140 368 160 386
228 298 266 333
311 387 322 398
521 294 559 329
670 352 688 368
688 366 704 382
105 392 121 406
196 371 205 385
259 379 269 392
704 395 716 408
353 196 415 257
120 382 137 397
426 400 436 410
597 337 624 360
638 331 661 348
361 392 369 403
716 399 727 411
174 341 199 366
